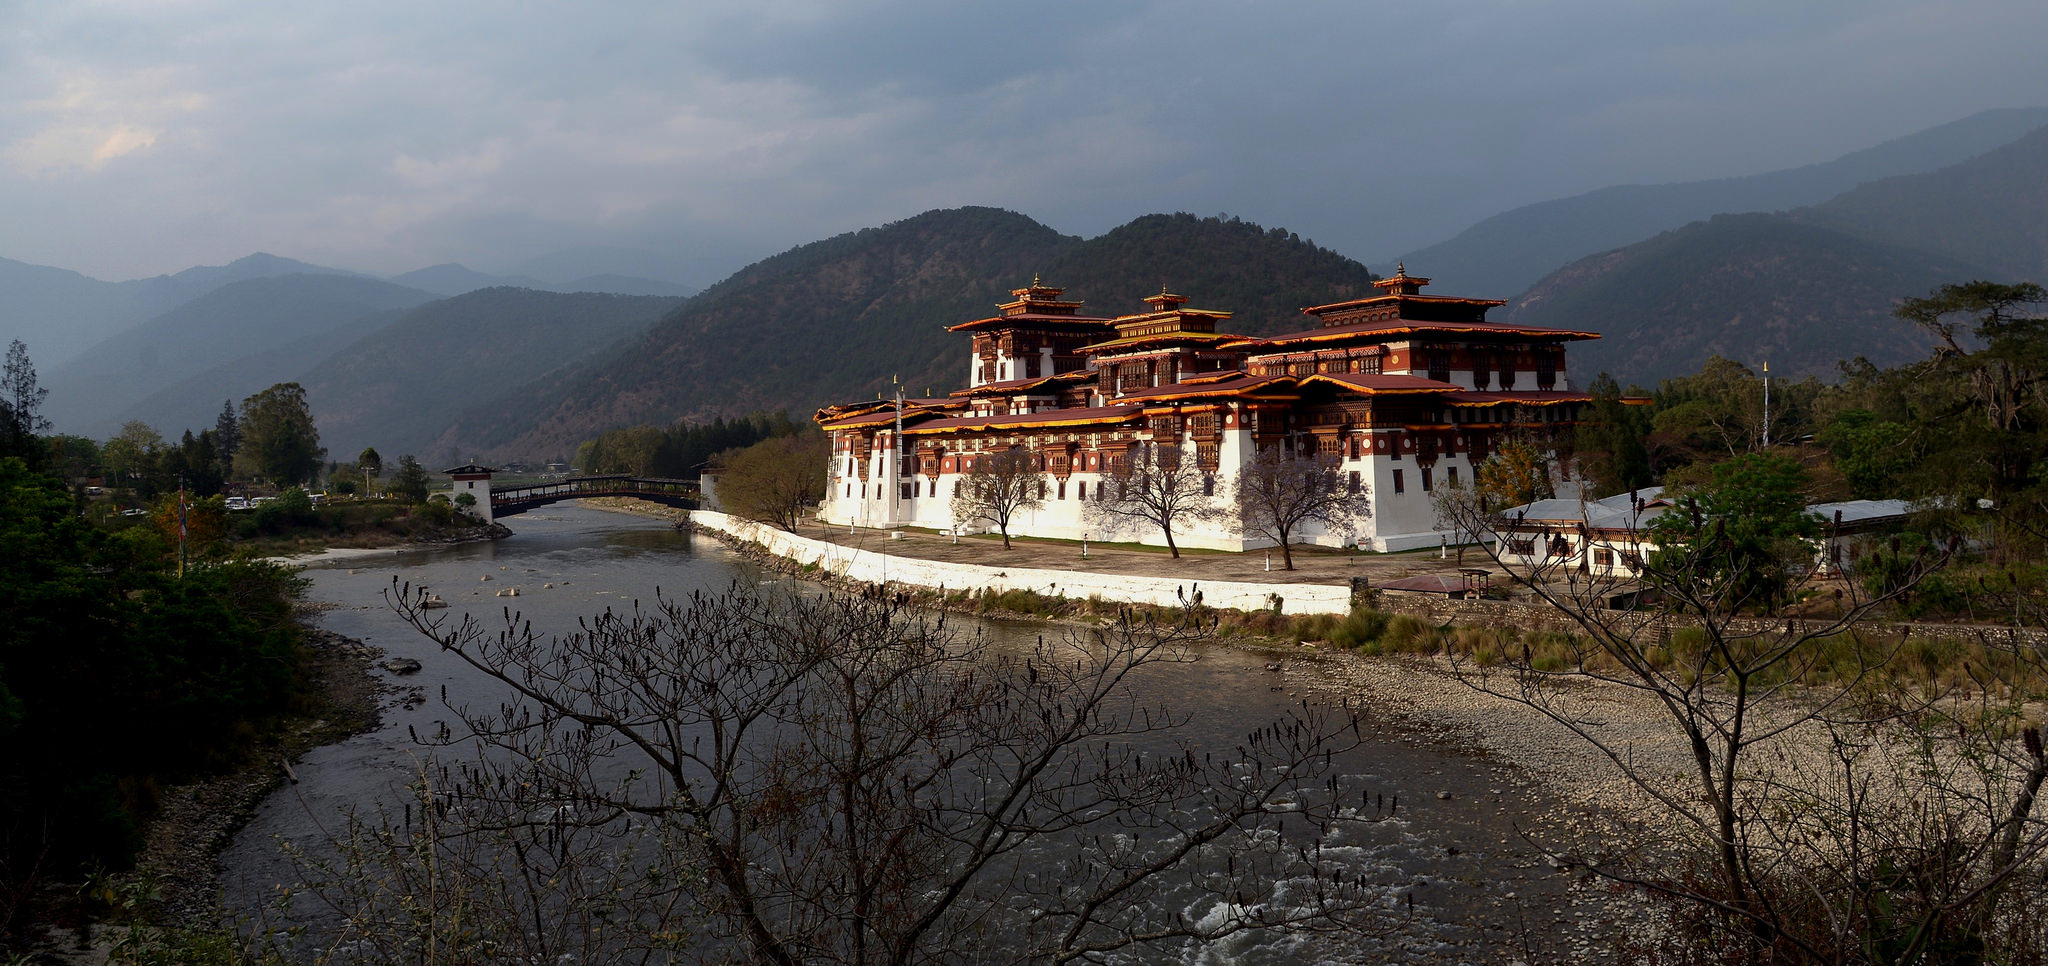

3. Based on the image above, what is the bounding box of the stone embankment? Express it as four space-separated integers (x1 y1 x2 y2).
688 510 1357 613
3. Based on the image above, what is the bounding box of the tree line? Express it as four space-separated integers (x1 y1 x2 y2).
0 345 318 947
575 411 807 479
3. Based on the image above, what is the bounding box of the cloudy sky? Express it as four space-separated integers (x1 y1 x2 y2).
3 0 2044 284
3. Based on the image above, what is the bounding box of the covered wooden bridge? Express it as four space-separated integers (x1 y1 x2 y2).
490 476 700 517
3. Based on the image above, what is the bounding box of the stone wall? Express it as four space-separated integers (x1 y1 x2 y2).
696 511 2047 647
690 511 1354 614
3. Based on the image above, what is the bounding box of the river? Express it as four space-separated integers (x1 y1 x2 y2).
220 504 1611 963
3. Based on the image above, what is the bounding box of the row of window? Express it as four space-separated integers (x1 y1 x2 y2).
845 464 1461 503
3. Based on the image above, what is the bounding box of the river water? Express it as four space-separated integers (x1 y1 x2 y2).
220 505 1606 963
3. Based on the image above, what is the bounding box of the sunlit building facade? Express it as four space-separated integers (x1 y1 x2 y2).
816 268 1603 551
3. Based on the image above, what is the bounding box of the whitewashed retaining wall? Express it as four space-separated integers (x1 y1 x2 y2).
691 511 1356 615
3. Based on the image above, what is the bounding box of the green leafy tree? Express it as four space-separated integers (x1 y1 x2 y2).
389 455 431 504
1650 453 1819 611
237 383 326 487
1894 280 2048 501
357 446 383 488
214 399 240 479
100 421 164 490
1473 435 1555 509
0 457 306 912
1573 372 1653 496
1816 409 1917 498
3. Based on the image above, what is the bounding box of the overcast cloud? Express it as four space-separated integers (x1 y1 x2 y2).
3 0 2043 283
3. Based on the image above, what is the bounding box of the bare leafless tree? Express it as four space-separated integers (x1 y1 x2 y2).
307 582 1386 964
1086 442 1215 558
950 446 1042 548
1228 447 1369 569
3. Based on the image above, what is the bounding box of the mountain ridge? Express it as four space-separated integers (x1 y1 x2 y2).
1392 107 2048 300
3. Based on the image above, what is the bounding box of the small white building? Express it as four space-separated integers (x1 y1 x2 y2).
445 463 495 523
1490 487 1672 578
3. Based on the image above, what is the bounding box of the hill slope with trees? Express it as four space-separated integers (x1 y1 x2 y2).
436 209 1381 460
43 274 436 436
294 288 684 461
1507 124 2048 382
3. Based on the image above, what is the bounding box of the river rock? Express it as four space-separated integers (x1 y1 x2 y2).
381 657 423 675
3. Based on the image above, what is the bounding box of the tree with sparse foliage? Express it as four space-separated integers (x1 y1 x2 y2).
950 445 1043 548
717 431 830 531
1895 280 2048 500
389 455 430 504
1087 442 1215 558
238 383 325 487
1 340 50 462
100 421 164 488
1228 447 1368 569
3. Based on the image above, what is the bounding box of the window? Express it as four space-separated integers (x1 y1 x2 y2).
1077 481 1087 500
1446 466 1459 486
1057 480 1066 500
1421 468 1433 492
1203 475 1215 496
901 483 912 500
1508 538 1535 555
1348 471 1361 494
1392 469 1405 494
1593 549 1615 567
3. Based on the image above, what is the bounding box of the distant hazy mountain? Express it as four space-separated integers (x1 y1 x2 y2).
558 274 697 298
1799 125 2048 284
1393 107 2048 300
45 274 435 436
0 252 363 370
510 245 705 289
434 208 1380 460
105 311 412 444
1507 126 2048 383
390 263 547 296
291 288 683 461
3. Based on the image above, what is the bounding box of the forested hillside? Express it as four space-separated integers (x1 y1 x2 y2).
44 274 435 435
295 288 683 460
1507 124 2048 383
435 207 1074 459
435 209 1381 460
1509 215 1976 381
